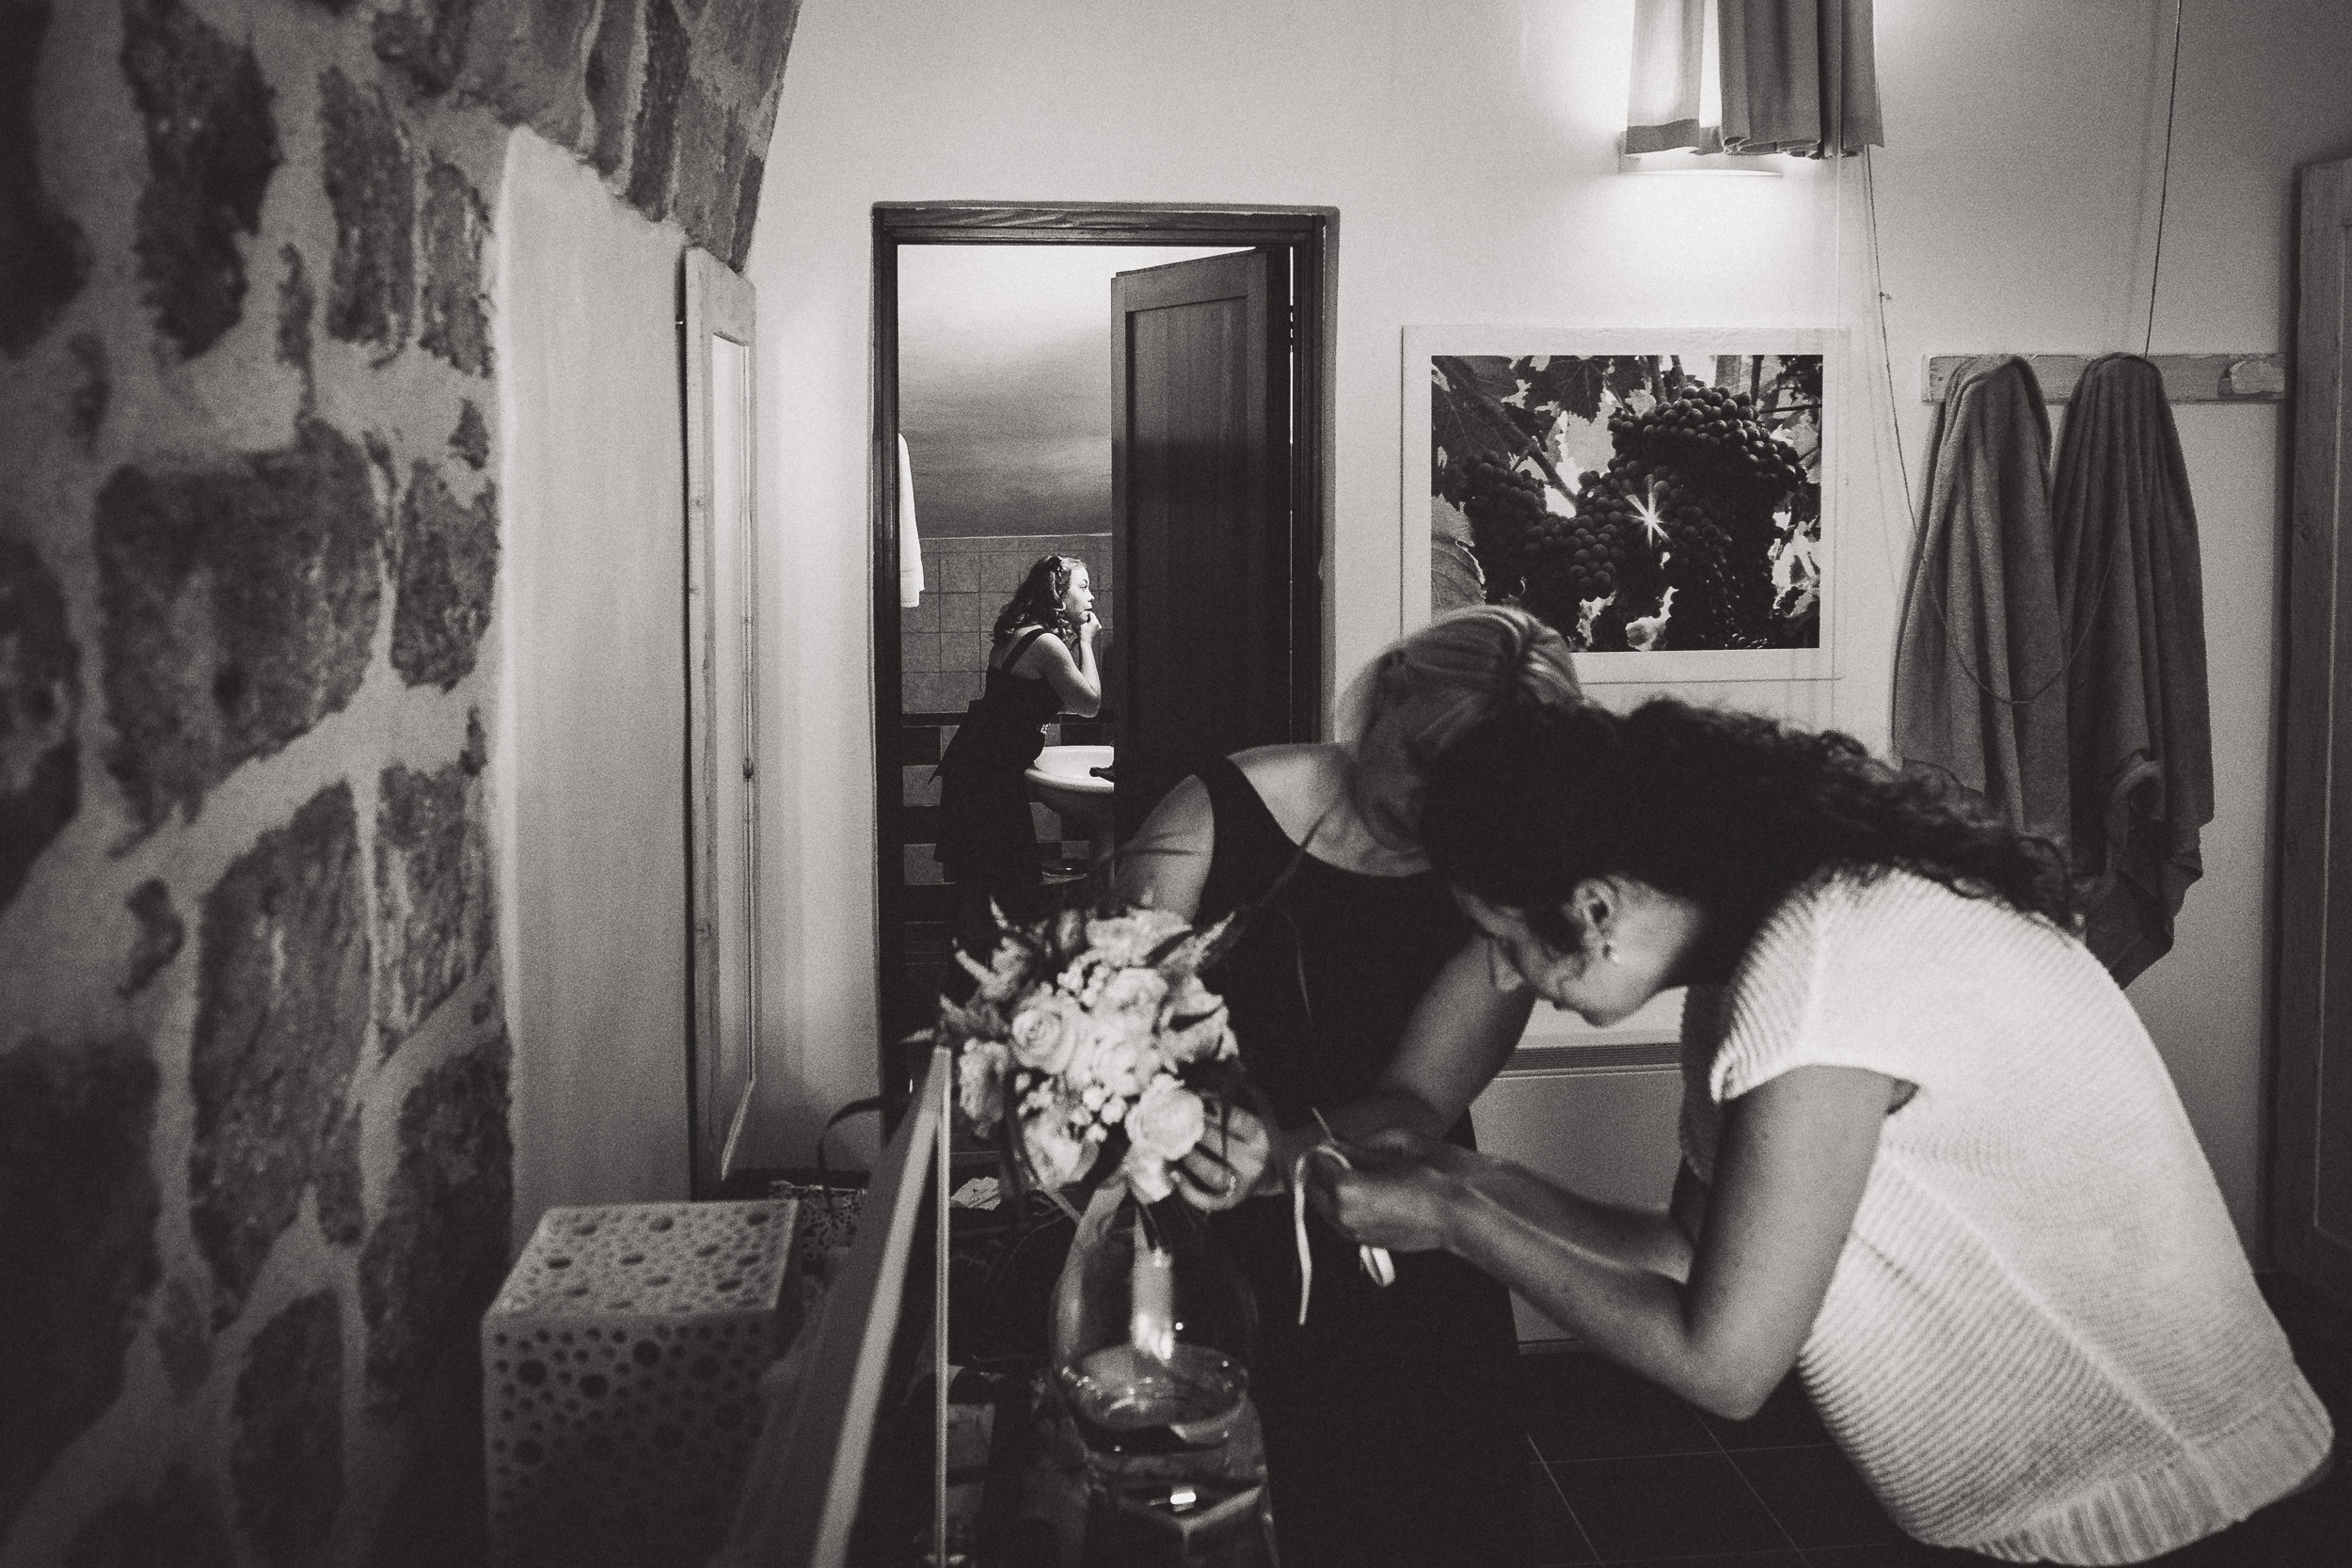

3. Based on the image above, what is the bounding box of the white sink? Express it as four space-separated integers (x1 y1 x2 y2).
1025 744 1114 797
1026 746 1116 865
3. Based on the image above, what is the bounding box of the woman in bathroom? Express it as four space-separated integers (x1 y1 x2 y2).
1115 604 1584 1568
1309 698 2334 1565
934 554 1101 966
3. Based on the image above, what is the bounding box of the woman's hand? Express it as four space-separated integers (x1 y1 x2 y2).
1170 1100 1272 1212
1303 1139 1473 1254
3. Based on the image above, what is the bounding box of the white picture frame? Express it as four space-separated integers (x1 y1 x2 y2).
1402 325 1844 685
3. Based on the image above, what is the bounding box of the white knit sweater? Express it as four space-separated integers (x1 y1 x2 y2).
1677 871 2332 1564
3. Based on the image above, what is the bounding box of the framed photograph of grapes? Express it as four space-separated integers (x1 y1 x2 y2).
1404 326 1841 684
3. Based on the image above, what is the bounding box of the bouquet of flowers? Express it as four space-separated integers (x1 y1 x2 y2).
937 900 1249 1205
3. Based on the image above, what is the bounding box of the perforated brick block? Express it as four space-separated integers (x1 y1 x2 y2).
483 1199 797 1568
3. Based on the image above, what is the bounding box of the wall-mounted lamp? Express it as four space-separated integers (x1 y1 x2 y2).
1621 0 1882 174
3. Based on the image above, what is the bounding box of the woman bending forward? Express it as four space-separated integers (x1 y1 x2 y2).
1314 699 2332 1565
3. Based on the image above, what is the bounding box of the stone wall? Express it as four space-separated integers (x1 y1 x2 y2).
0 0 798 1562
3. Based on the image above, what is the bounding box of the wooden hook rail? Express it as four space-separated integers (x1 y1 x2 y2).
1921 353 2287 404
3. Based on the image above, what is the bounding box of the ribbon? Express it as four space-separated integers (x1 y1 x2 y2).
1292 1144 1398 1326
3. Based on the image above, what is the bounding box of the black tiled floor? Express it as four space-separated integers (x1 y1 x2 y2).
1518 1273 2351 1567
1698 1374 1832 1451
1549 1450 1791 1562
1726 1446 1902 1551
1523 1352 1719 1462
1524 1460 1599 1566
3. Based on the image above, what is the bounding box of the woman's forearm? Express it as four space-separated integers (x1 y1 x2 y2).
1463 1160 1694 1282
1440 1179 1751 1414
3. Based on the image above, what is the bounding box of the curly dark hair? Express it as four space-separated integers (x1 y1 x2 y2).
1422 700 2074 970
993 555 1085 649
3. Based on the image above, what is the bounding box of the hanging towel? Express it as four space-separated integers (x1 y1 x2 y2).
2050 355 2213 985
898 433 925 610
1892 356 2071 850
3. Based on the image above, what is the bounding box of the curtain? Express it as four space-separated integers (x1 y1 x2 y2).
1626 0 1884 159
1624 0 1719 154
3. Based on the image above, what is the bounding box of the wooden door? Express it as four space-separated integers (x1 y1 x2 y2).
2275 155 2352 1307
1111 249 1295 833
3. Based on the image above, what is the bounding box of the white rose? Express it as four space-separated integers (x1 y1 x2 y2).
1086 1014 1158 1100
1086 910 1190 969
1126 1074 1207 1163
1009 992 1087 1075
957 1040 1009 1130
1098 966 1168 1023
1024 1113 1095 1190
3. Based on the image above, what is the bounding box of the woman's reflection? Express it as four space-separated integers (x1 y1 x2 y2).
934 554 1103 966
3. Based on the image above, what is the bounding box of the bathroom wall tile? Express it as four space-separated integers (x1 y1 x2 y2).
904 593 940 633
902 844 945 886
1030 803 1058 841
899 630 942 674
985 553 1027 594
904 673 951 713
967 633 995 671
947 671 984 706
944 635 982 673
938 553 979 594
903 766 941 807
939 593 981 634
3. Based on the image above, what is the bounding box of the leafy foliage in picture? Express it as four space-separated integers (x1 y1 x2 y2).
1431 354 1823 653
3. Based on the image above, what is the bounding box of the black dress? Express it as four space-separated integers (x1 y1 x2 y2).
934 626 1061 903
1193 758 1526 1568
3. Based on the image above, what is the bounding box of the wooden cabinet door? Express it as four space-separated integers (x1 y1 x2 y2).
2275 155 2352 1307
1110 249 1295 833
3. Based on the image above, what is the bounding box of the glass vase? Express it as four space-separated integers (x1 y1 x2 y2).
1049 1186 1256 1463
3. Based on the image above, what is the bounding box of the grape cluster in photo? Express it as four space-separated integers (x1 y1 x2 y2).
1430 354 1822 654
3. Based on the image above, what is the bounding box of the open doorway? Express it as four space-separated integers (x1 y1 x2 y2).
869 205 1336 1102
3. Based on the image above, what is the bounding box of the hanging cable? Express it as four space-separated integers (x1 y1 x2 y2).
1869 148 2126 709
2143 0 2185 356
1863 146 1915 523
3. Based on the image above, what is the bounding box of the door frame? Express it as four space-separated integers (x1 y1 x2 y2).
867 202 1338 1104
2274 156 2352 1305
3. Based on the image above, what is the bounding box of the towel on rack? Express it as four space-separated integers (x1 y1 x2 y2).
898 433 925 610
2051 354 2213 985
1893 356 2071 850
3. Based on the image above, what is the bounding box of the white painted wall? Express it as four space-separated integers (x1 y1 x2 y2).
746 0 2352 1245
496 130 692 1238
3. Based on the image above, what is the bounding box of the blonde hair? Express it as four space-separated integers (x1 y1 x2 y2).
1338 605 1583 763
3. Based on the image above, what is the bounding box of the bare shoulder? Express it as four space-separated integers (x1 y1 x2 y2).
1012 629 1075 675
1231 744 1348 842
1116 773 1215 914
